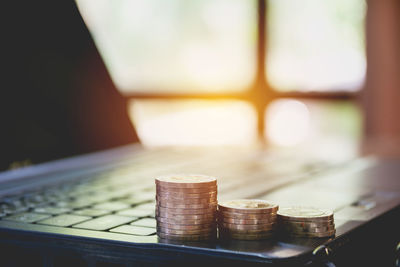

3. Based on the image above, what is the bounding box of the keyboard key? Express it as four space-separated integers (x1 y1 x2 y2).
55 199 92 209
0 201 28 214
73 209 110 217
110 225 156 236
120 194 154 205
72 215 135 231
85 194 114 203
92 202 130 211
120 198 147 206
2 197 24 209
54 201 71 208
0 206 28 215
34 206 71 215
4 212 51 223
43 190 65 201
68 199 97 209
117 208 154 218
23 194 45 204
37 214 91 227
134 202 155 210
131 218 156 228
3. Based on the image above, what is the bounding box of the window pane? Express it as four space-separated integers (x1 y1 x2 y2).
76 0 257 94
265 99 362 158
266 0 366 92
129 100 257 146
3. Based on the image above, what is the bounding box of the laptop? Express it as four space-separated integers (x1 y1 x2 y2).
1 1 400 266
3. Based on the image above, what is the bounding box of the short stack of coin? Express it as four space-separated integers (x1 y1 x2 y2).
218 199 279 240
277 207 336 238
155 174 218 241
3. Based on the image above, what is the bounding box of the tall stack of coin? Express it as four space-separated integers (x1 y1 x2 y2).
277 207 336 238
218 199 278 240
155 174 218 241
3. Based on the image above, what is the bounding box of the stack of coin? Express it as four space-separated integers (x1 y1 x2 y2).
218 199 278 240
155 174 218 241
277 207 336 238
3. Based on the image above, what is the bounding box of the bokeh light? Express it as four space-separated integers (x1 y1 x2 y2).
266 100 310 146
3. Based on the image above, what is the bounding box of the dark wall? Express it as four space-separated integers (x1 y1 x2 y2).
0 1 139 171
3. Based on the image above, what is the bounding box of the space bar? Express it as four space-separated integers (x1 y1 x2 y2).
72 215 135 231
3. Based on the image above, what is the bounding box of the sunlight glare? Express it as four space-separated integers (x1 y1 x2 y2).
129 100 257 146
266 100 310 146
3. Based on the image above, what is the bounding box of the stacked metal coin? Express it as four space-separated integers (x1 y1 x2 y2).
218 199 279 240
155 174 218 241
278 207 336 238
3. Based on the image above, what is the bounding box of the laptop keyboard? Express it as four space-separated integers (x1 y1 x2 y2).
0 147 333 237
1 184 156 235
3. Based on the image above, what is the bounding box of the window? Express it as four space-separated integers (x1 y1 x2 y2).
76 0 257 93
130 100 257 146
267 0 366 92
76 0 366 147
265 99 362 157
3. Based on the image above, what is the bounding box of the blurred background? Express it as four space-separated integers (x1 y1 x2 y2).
3 0 400 170
76 0 369 155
